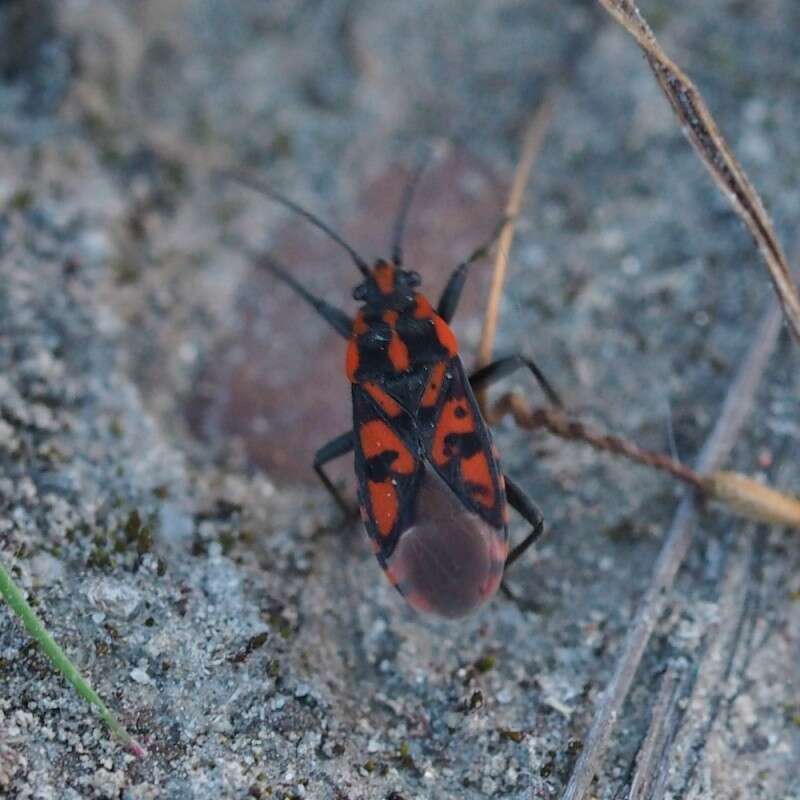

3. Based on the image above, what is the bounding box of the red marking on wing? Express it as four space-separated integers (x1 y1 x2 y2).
433 316 458 356
413 292 457 356
363 381 403 417
368 479 398 537
359 419 415 474
421 361 447 408
460 450 496 508
431 398 476 466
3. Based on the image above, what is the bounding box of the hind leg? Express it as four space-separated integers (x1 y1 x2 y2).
503 475 545 569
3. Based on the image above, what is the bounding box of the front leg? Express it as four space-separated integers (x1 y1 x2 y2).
436 215 513 323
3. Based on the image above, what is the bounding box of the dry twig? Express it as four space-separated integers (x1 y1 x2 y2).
560 298 784 800
488 396 707 491
489 394 800 529
593 0 800 343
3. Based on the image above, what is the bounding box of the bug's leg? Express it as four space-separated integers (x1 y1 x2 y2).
502 475 545 569
469 354 562 408
261 255 353 338
313 431 356 517
436 215 513 323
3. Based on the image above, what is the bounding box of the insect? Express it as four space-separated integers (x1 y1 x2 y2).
235 165 561 618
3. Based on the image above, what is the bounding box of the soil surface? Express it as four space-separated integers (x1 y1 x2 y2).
1 1 799 798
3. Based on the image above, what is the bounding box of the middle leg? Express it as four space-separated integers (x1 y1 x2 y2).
469 354 562 408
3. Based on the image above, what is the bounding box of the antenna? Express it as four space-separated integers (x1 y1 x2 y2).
226 170 371 277
258 253 353 338
390 148 433 266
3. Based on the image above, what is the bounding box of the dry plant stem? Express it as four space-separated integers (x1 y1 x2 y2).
560 299 783 800
492 396 800 528
594 0 800 343
494 398 800 528
475 92 556 411
489 396 707 491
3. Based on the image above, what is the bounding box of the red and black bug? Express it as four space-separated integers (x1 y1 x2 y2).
236 165 561 619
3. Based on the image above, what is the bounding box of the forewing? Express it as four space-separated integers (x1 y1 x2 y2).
352 382 423 557
420 357 506 530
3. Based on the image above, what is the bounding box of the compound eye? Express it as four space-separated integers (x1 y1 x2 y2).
407 271 421 287
352 284 367 301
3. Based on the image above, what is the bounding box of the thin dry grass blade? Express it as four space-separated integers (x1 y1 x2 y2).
489 396 708 491
594 0 800 342
628 663 684 800
490 394 800 529
475 93 556 412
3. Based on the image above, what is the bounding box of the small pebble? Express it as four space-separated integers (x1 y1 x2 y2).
445 712 462 730
130 668 150 685
497 689 512 705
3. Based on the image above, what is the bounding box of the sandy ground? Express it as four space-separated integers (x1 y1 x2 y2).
1 1 799 798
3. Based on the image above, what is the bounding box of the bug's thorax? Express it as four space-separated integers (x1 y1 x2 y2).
346 259 458 383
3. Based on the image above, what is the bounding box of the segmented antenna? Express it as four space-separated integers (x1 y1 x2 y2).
258 253 353 338
390 150 433 266
227 170 371 278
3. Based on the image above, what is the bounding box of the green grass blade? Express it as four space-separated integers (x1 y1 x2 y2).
0 556 146 758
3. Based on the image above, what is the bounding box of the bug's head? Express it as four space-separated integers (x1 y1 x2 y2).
352 260 421 311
